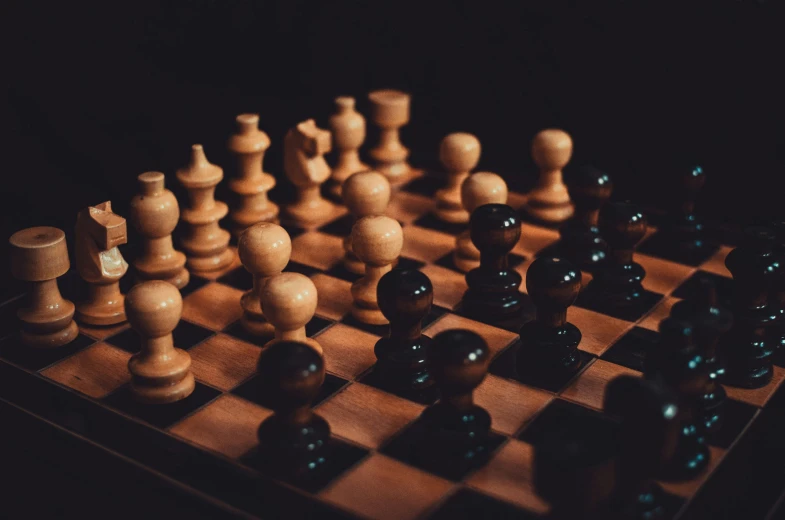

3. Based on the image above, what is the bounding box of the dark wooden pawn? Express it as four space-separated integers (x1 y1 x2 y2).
517 257 583 379
771 221 785 352
670 276 732 434
256 341 330 481
418 329 492 472
645 318 710 480
560 166 613 271
604 375 681 520
375 269 434 392
463 204 523 321
723 227 782 388
667 165 709 260
586 202 648 308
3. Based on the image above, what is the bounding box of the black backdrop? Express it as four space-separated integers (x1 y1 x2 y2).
3 0 783 291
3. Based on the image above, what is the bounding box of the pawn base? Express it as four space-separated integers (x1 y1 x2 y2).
281 199 339 230
344 254 366 275
131 372 195 405
523 198 574 224
433 202 469 225
76 297 127 326
187 248 236 275
21 320 79 349
376 161 415 188
137 266 190 290
240 314 275 337
256 414 331 482
351 304 388 326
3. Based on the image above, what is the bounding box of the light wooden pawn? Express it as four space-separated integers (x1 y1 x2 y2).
260 273 322 354
328 96 371 198
9 227 79 348
368 89 414 188
126 281 195 404
342 171 392 274
238 223 292 336
454 172 509 272
522 129 575 224
434 133 481 224
350 215 403 325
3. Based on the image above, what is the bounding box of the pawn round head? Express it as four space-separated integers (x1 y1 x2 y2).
658 318 697 353
351 215 403 267
125 280 182 338
238 223 292 277
526 257 582 310
439 133 481 174
680 165 706 195
260 273 317 332
469 204 521 255
532 129 573 171
598 202 647 250
461 172 508 213
343 171 391 217
429 329 490 397
256 340 325 411
377 269 433 325
567 166 613 208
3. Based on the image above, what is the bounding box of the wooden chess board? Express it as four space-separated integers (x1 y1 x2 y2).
1 174 784 520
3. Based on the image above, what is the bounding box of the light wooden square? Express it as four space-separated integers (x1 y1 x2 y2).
476 375 554 436
700 246 733 278
41 342 131 399
386 192 432 224
639 296 681 332
311 273 353 321
658 446 726 499
570 306 636 356
638 254 696 297
291 231 346 271
317 323 378 380
423 313 519 358
79 322 130 341
560 359 642 410
182 282 244 331
513 223 560 258
189 333 260 391
420 264 467 310
401 226 455 263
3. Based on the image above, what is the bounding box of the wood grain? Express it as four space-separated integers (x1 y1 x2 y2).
475 375 554 436
570 306 635 356
419 264 467 310
700 246 733 278
310 274 353 321
423 313 518 358
513 223 560 259
291 231 346 271
638 253 696 297
181 282 245 331
42 342 131 398
638 296 681 332
317 323 379 380
401 226 454 263
385 191 432 225
560 359 642 410
188 333 260 391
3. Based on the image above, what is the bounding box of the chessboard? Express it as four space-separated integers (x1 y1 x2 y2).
2 165 785 520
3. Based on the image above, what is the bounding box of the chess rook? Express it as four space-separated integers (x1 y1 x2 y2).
282 119 337 229
238 223 292 337
129 172 189 289
328 96 371 198
227 114 279 236
375 269 434 393
560 166 613 271
523 129 575 224
368 89 414 187
463 204 523 321
434 133 481 224
260 273 322 354
350 215 404 325
176 145 235 274
75 201 129 326
342 171 392 274
126 281 195 404
9 227 79 348
453 172 508 273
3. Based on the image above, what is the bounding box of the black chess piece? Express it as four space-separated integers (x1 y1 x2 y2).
417 329 492 474
375 268 434 392
255 341 330 481
560 166 613 272
585 202 648 310
517 256 583 379
645 318 710 480
771 221 785 352
723 227 782 389
604 375 681 520
463 203 523 321
670 276 732 434
667 165 710 261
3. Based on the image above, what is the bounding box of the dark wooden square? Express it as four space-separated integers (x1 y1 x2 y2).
106 320 215 354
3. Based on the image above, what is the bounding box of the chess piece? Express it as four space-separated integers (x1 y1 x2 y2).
645 318 711 480
453 172 508 273
282 119 337 229
668 165 709 260
176 144 235 275
368 89 415 187
227 114 279 236
75 201 129 326
375 269 434 392
342 171 391 274
125 280 195 404
463 204 523 321
238 223 292 337
327 97 371 198
723 227 782 388
419 329 492 472
670 276 732 433
586 202 648 309
260 273 322 354
129 172 189 289
434 133 481 224
604 375 681 519
523 129 575 224
771 220 785 351
9 227 79 348
517 257 583 379
560 166 613 271
256 340 330 480
350 215 404 325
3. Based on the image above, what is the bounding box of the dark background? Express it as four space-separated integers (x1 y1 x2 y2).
3 0 783 291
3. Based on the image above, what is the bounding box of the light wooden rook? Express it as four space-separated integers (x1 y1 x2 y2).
523 129 575 224
129 172 189 289
227 114 279 236
126 280 195 404
328 97 370 198
342 171 391 274
368 89 414 188
176 145 235 275
9 227 79 348
454 172 509 272
238 223 292 337
435 133 481 223
260 273 322 354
